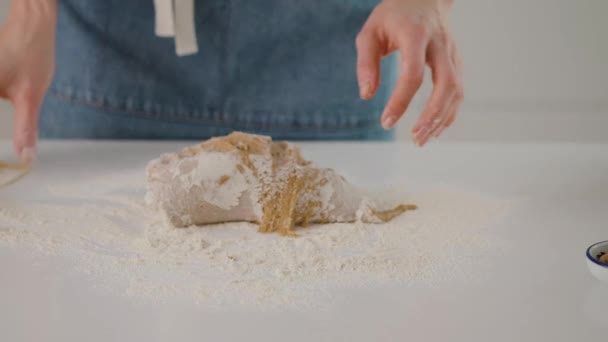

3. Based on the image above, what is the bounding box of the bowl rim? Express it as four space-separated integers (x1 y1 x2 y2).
587 240 608 269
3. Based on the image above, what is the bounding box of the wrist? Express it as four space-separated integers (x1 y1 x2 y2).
380 0 453 11
9 0 57 23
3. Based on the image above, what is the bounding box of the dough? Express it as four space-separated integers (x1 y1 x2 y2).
145 132 416 235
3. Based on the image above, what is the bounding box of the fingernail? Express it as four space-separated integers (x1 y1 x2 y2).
382 115 396 130
433 125 445 137
431 125 442 137
359 81 371 99
413 126 431 146
20 146 37 164
412 121 428 134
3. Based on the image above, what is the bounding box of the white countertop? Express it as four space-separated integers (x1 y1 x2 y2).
1 140 607 341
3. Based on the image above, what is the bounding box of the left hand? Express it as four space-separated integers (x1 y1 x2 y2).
356 0 463 146
0 0 57 163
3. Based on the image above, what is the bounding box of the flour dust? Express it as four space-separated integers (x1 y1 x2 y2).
0 168 512 310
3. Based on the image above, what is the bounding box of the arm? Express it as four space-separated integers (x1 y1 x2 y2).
357 0 462 146
0 0 57 162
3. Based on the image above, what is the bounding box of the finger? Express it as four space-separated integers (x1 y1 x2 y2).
437 45 463 133
380 37 426 130
443 97 461 129
428 99 454 138
431 96 460 138
356 30 382 100
430 43 464 138
443 77 463 130
445 42 463 129
413 41 458 146
13 93 41 164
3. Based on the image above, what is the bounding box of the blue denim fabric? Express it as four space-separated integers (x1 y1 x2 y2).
40 0 398 141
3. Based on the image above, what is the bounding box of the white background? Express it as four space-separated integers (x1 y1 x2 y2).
1 0 607 142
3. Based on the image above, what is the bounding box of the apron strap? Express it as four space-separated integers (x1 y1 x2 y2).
153 0 198 56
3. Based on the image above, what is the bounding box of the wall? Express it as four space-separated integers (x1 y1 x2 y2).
1 0 607 142
399 0 608 142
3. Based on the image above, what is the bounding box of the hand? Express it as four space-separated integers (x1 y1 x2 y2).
356 0 463 146
0 0 57 163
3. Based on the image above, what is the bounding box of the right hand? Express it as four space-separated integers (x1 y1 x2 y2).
356 0 463 147
0 0 56 163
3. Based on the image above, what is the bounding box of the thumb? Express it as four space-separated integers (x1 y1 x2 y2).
13 93 41 164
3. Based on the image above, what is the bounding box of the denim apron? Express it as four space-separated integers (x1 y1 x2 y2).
40 0 397 141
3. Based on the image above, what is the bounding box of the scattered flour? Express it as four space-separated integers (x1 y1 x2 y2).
0 168 512 310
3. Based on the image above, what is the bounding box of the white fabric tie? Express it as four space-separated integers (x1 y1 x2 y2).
153 0 198 56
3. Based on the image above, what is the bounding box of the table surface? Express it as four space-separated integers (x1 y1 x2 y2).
1 140 607 342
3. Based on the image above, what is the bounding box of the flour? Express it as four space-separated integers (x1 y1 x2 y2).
0 165 512 310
